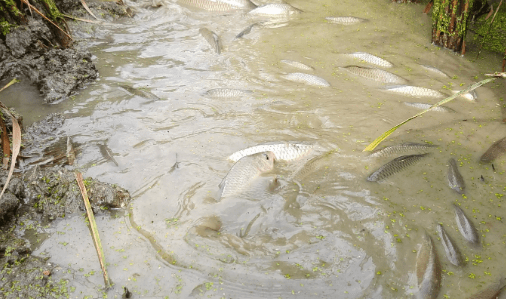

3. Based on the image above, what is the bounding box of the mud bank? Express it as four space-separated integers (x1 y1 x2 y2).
0 0 131 103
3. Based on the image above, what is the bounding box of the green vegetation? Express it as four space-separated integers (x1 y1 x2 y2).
472 3 506 54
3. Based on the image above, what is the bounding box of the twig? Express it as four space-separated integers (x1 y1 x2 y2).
75 172 112 289
63 14 104 24
0 103 21 202
0 78 19 93
476 0 503 59
485 72 506 78
20 0 73 41
80 0 99 20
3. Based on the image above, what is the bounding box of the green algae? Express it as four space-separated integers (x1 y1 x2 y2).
473 4 506 54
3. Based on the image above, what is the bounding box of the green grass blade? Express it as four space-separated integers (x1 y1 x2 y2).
363 78 496 152
75 172 112 289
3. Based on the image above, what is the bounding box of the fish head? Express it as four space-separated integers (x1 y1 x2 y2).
255 151 275 172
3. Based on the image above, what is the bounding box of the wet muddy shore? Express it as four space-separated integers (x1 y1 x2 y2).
0 0 132 296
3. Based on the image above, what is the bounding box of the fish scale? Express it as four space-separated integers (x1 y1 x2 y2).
177 0 256 11
347 52 393 68
447 158 465 194
228 142 314 162
248 4 302 17
369 142 437 158
453 204 480 246
367 153 429 181
204 88 252 98
219 151 275 198
282 73 330 87
326 16 367 25
385 85 445 98
342 65 406 84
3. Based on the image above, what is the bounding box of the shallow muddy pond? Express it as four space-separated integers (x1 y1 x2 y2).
11 0 506 298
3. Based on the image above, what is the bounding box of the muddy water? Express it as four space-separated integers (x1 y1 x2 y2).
24 0 506 298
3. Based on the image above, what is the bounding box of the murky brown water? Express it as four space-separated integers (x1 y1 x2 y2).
9 0 506 297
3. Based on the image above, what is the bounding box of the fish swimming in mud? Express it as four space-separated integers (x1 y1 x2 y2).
228 142 314 162
199 28 221 54
325 16 367 25
219 151 275 198
369 143 437 158
280 60 313 71
247 3 302 17
177 0 256 11
341 65 406 84
403 102 455 113
384 85 445 98
466 277 506 299
453 204 480 246
480 136 506 163
119 84 160 100
282 73 330 87
346 52 393 68
451 89 478 102
416 233 442 299
98 143 119 166
447 158 465 194
420 65 448 78
436 224 463 267
235 23 259 39
367 153 428 182
204 88 253 98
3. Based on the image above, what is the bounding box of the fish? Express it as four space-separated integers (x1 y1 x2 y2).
199 28 221 54
416 233 442 299
291 150 335 181
282 73 330 87
346 52 393 68
203 88 253 98
280 60 313 71
235 23 259 39
447 158 465 194
436 223 464 267
325 16 367 25
453 204 480 246
451 89 478 102
420 65 448 78
219 151 275 198
341 65 406 84
177 0 256 11
228 142 314 162
466 277 506 299
369 143 438 158
98 143 119 166
404 102 455 112
367 153 428 182
480 136 506 163
247 4 302 17
384 85 445 98
119 85 160 100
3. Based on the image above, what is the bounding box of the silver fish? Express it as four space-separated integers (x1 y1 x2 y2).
384 85 445 98
466 278 506 299
451 89 478 102
248 4 302 17
325 16 367 25
177 0 256 11
229 142 314 162
447 158 465 194
341 65 406 84
436 224 463 267
420 65 448 78
204 88 253 98
219 151 275 198
453 204 480 246
235 23 258 39
282 73 330 87
291 150 335 181
369 143 438 158
199 28 221 54
280 60 313 71
416 233 442 299
119 85 160 100
404 102 455 113
480 136 506 163
347 52 393 68
367 153 428 182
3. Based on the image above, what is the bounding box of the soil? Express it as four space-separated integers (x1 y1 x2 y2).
0 0 133 295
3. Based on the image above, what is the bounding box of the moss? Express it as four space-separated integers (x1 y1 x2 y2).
472 5 506 54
